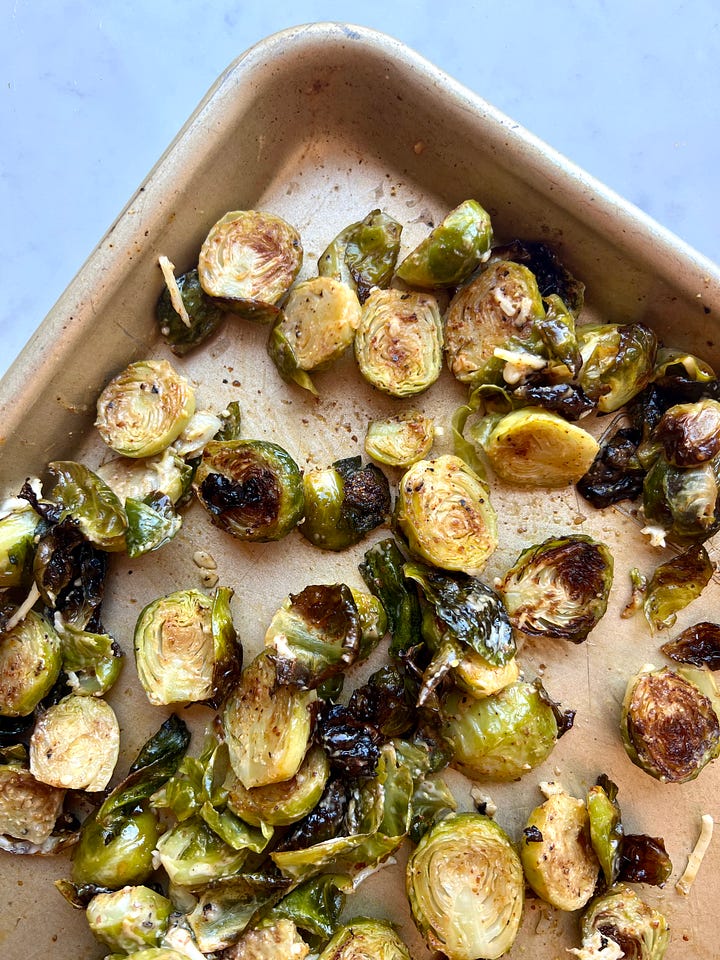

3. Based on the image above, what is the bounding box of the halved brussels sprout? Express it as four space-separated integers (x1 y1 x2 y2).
643 455 720 543
653 399 720 466
476 408 599 487
444 260 545 384
299 457 390 551
579 885 669 960
396 455 498 576
621 665 720 783
96 449 191 506
157 265 225 355
578 323 658 413
268 277 362 394
232 919 309 960
365 411 434 467
318 917 410 960
407 812 523 960
30 694 119 791
454 650 520 699
442 680 560 781
498 535 614 642
198 210 302 320
354 288 443 396
661 621 720 669
0 762 65 843
55 617 123 697
223 652 315 789
0 504 39 589
95 359 196 458
587 776 623 886
47 461 128 551
72 804 159 887
86 886 172 953
134 587 240 707
318 208 402 302
489 239 585 316
195 439 304 542
643 545 713 631
520 788 600 911
395 199 493 288
0 610 62 716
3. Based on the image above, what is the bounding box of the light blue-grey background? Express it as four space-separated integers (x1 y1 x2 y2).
2 1 719 379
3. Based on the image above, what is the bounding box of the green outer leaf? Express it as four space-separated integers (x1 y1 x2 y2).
643 545 714 631
359 538 422 658
187 873 292 953
48 461 127 551
268 875 346 939
157 267 225 356
209 586 242 708
199 802 272 852
587 780 623 886
125 496 182 558
214 401 243 441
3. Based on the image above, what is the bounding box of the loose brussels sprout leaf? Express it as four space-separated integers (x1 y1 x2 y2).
195 439 304 542
269 875 346 940
397 456 498 576
0 610 62 716
653 398 720 467
230 919 310 960
477 408 600 487
578 323 658 413
87 886 173 953
157 266 225 355
47 461 128 551
318 208 402 303
0 504 39 589
55 616 123 696
580 884 670 960
30 695 119 791
407 812 523 960
347 666 415 738
444 260 545 384
350 588 388 658
72 804 159 888
587 777 623 886
279 777 349 851
511 380 595 421
299 457 390 551
409 773 457 843
442 680 560 781
186 873 292 953
621 665 720 782
198 210 302 319
395 199 493 288
365 411 434 467
520 788 599 911
643 455 720 543
577 423 645 508
318 917 411 960
643 544 713 631
223 652 315 789
653 345 716 386
155 815 249 887
95 359 196 458
354 288 443 397
454 649 520 700
661 621 720 669
134 587 240 707
125 495 182 558
0 763 65 844
317 702 384 779
617 833 672 887
214 400 243 441
537 293 582 376
199 802 271 853
268 277 362 394
359 538 422 659
490 239 585 315
498 535 613 642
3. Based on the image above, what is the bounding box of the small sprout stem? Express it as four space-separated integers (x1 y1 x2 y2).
159 255 192 328
676 813 714 895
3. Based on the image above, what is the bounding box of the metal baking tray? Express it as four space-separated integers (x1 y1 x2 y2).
2 22 720 960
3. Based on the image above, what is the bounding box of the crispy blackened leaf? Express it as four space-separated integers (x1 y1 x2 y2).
490 239 585 315
18 480 61 523
577 425 645 508
32 517 85 607
317 703 383 779
512 381 594 421
333 457 391 537
534 679 576 738
56 543 108 630
359 538 423 659
277 778 349 852
54 879 114 909
619 834 672 886
661 622 720 669
0 714 35 744
347 666 415 737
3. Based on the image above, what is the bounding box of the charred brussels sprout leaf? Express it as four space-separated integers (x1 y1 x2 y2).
654 399 720 466
319 208 402 303
580 884 670 960
577 423 645 508
0 762 65 844
578 323 657 413
347 666 415 738
317 703 384 779
617 833 672 887
537 293 582 376
198 210 302 320
195 439 304 541
47 462 128 552
72 804 159 888
318 917 411 960
511 380 595 421
643 544 713 630
86 886 172 953
499 535 613 642
643 455 720 544
407 812 523 960
661 621 720 669
157 267 225 355
365 411 434 467
0 504 39 589
490 239 585 315
359 538 422 659
0 610 62 716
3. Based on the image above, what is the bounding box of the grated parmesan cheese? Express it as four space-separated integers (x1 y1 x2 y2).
640 524 667 548
676 813 714 895
159 255 192 328
4 583 40 632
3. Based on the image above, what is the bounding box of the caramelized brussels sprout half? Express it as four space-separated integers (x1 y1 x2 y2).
442 680 560 781
653 399 720 466
643 544 713 630
318 208 402 303
318 917 410 960
30 695 120 791
72 804 159 887
660 621 720 669
396 455 498 576
157 266 225 355
395 199 493 288
0 762 65 843
198 210 302 319
47 461 128 551
0 610 62 716
268 277 362 394
354 288 443 397
86 886 172 953
578 323 657 412
477 408 599 487
643 455 720 543
407 812 523 960
96 449 191 506
521 788 600 911
299 457 390 551
95 359 196 458
498 535 613 642
223 652 315 789
444 260 545 384
0 504 39 589
579 885 669 960
365 410 434 467
134 587 240 707
454 650 520 699
195 439 304 541
621 665 720 782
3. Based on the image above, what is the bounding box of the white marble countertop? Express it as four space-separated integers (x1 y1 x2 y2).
2 1 719 379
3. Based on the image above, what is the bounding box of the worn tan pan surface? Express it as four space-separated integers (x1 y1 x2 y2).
2 22 720 960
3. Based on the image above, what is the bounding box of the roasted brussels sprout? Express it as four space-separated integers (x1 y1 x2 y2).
354 288 443 397
643 544 713 630
155 815 253 887
72 804 159 887
587 776 623 886
195 439 304 541
95 449 191 506
231 919 309 960
47 461 128 552
498 535 613 642
489 239 585 315
476 408 599 487
577 422 645 508
653 398 720 466
520 787 599 911
299 457 390 551
0 610 62 716
621 665 720 783
0 504 39 589
0 761 65 844
55 618 122 697
359 538 422 659
407 812 523 960
268 277 362 394
95 359 196 458
318 208 402 303
30 695 120 791
198 210 302 319
86 886 172 953
346 666 415 738
396 455 498 576
643 455 720 543
365 411 434 467
134 587 240 707
578 323 657 413
395 199 493 288
157 264 225 355
318 917 410 960
661 621 720 669
579 885 669 960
